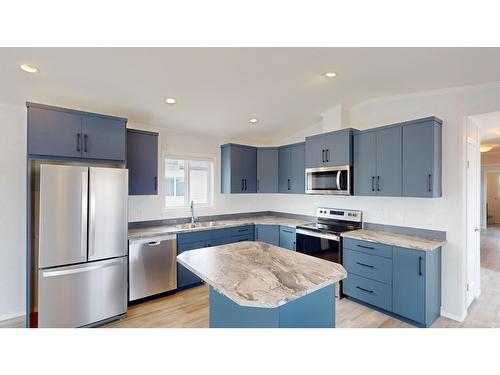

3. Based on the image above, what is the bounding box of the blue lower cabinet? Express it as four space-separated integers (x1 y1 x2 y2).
209 284 336 328
392 246 441 327
279 226 296 250
232 234 254 242
343 242 441 327
255 224 280 246
177 240 210 289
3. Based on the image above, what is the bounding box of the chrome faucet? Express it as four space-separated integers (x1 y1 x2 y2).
190 200 197 225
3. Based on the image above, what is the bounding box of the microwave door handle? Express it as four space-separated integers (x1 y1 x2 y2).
336 170 341 190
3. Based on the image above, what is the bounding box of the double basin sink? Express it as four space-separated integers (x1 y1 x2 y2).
175 221 220 230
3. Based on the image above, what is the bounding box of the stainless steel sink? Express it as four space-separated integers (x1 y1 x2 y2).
176 222 219 230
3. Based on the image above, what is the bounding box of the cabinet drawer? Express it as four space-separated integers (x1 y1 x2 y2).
343 238 392 258
211 228 233 240
343 273 392 311
232 234 254 242
343 249 392 285
177 230 213 245
230 225 255 236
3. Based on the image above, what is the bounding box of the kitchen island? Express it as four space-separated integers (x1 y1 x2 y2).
177 241 347 328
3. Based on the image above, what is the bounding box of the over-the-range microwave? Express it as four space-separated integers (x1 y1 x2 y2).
305 165 352 195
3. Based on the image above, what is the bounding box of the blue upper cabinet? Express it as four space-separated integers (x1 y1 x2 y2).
257 147 278 193
82 115 126 161
354 126 402 197
221 144 257 193
127 129 159 195
279 142 305 194
402 118 442 197
305 129 353 168
27 105 83 159
27 102 127 162
354 117 441 198
353 131 377 196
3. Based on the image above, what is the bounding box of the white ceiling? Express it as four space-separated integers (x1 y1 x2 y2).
2 48 500 143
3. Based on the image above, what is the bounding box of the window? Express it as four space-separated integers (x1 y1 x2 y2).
165 157 213 209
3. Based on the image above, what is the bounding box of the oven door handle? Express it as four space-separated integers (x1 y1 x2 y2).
296 228 340 241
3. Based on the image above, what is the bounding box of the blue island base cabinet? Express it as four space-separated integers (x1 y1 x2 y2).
209 284 336 328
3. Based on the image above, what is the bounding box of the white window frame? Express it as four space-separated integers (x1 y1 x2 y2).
163 154 214 211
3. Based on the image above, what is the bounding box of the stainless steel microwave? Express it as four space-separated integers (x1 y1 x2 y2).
305 165 352 195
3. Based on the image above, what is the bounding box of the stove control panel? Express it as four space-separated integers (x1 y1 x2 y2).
317 207 362 222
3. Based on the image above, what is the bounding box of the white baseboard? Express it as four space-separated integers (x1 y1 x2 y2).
440 308 467 322
0 311 25 322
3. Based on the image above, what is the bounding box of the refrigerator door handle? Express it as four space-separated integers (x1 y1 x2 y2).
42 258 124 278
81 171 88 259
88 171 96 258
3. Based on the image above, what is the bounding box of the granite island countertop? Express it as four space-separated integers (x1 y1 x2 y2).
176 241 347 308
341 229 445 251
128 215 310 241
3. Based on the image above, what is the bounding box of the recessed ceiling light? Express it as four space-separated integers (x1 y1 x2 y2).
20 64 39 73
480 145 494 153
165 97 176 104
249 118 258 124
325 72 337 78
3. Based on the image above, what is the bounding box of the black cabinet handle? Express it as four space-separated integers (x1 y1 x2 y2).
371 176 375 191
244 179 246 191
322 149 325 163
418 256 422 276
356 262 375 268
154 176 158 192
293 241 296 250
282 229 293 234
287 179 291 191
377 176 380 191
76 133 81 152
357 244 374 250
428 174 432 192
238 228 249 233
241 179 244 191
326 149 329 163
356 286 374 294
84 134 88 152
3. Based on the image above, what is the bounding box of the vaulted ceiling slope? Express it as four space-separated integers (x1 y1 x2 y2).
2 47 500 143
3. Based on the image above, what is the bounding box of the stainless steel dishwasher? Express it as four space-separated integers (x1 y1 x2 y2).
128 234 177 302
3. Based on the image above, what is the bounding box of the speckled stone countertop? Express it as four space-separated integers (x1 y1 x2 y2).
128 215 310 241
177 241 347 308
341 229 445 251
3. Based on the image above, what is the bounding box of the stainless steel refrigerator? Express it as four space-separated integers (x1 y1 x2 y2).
36 164 128 328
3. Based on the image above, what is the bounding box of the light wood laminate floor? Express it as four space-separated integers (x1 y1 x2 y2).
3 226 500 328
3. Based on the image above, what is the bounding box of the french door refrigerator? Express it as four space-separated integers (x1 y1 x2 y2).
37 164 128 328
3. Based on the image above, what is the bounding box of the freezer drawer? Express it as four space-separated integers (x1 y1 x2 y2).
38 257 127 328
129 235 177 301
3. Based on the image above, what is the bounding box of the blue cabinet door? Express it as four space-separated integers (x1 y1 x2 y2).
304 135 325 168
278 146 291 193
376 126 402 196
82 115 126 161
221 144 257 193
289 143 305 194
127 129 158 195
255 225 280 246
392 246 425 324
279 226 296 250
257 148 278 193
353 132 377 196
323 130 352 167
28 105 83 159
402 119 441 197
177 240 210 288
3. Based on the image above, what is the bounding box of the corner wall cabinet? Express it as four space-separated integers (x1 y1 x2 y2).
127 129 159 195
27 102 127 162
257 147 279 193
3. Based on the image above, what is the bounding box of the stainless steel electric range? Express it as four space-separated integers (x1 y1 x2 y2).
296 207 362 298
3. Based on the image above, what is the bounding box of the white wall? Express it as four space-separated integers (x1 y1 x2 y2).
0 103 26 320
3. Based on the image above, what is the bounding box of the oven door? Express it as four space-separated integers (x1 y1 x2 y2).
295 229 341 263
305 166 351 195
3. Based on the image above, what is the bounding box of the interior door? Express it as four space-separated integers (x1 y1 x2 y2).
466 141 480 307
88 167 128 261
39 164 88 268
